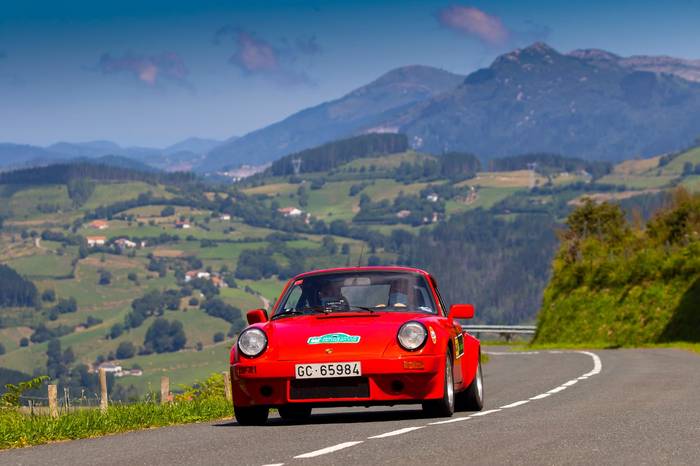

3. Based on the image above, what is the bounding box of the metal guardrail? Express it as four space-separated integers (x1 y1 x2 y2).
462 325 537 340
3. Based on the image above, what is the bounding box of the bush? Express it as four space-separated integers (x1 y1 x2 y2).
41 289 56 302
116 342 136 360
160 206 175 217
213 332 225 343
144 318 187 353
0 343 5 355
99 270 112 286
109 323 124 339
19 338 29 348
188 297 199 306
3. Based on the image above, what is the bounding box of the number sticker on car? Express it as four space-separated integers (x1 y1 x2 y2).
295 362 361 379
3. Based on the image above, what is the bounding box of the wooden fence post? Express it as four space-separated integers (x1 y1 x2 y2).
99 368 108 413
222 371 232 402
160 376 170 404
48 384 58 418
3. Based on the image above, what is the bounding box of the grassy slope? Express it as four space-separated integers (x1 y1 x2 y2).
534 193 700 346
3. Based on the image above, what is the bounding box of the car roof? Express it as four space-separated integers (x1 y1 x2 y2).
292 266 431 280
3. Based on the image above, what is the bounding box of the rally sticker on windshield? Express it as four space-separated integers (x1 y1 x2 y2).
307 333 361 345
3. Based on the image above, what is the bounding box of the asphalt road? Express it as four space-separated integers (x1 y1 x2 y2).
3 347 700 466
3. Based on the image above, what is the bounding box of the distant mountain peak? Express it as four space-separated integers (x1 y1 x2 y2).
494 42 565 68
568 48 621 62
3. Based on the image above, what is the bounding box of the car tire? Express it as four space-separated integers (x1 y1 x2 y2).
456 355 484 412
422 351 455 417
278 405 312 422
234 405 269 426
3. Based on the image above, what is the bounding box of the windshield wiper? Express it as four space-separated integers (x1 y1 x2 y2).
347 306 376 313
271 306 328 320
271 310 304 320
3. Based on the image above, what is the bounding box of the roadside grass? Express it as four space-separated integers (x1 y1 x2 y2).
0 397 231 450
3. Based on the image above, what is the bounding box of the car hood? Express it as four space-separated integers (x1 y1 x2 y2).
266 312 425 361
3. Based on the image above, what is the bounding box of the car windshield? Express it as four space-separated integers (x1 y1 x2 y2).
274 271 438 317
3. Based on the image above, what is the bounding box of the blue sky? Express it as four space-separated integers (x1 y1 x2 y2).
1 0 699 147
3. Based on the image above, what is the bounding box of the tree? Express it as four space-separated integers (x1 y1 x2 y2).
110 323 124 339
41 289 56 302
116 342 135 359
322 236 338 255
99 270 112 285
0 264 38 308
143 318 187 353
682 161 693 176
0 343 5 355
213 332 225 343
19 338 29 347
160 206 175 217
46 338 69 380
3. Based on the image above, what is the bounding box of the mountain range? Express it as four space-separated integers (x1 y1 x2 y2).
2 42 700 173
200 43 700 170
0 138 222 172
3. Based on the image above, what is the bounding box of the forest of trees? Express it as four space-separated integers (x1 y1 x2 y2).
0 265 38 308
0 162 196 187
488 153 612 179
268 133 408 176
393 210 559 324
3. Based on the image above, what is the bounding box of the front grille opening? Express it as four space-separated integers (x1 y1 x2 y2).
290 377 369 400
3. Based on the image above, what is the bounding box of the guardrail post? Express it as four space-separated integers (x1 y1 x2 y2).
222 371 232 402
48 384 58 418
99 368 108 413
160 376 170 404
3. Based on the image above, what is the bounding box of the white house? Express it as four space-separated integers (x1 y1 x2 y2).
98 362 122 374
278 207 303 217
86 236 107 247
114 238 137 249
184 270 212 282
426 193 439 203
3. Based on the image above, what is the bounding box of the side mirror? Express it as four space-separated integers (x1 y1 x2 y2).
246 309 268 325
449 304 474 320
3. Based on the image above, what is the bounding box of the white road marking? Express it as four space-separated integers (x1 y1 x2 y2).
580 351 602 376
263 350 603 466
293 441 364 459
500 400 530 409
368 426 425 439
428 416 470 425
471 408 502 417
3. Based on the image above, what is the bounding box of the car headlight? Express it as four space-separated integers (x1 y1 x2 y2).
397 321 427 351
238 328 268 358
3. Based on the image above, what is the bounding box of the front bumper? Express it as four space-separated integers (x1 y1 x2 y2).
231 355 444 407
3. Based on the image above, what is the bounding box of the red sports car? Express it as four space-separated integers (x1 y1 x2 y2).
229 266 484 425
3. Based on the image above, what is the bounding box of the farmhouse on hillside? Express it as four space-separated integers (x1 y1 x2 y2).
184 270 211 282
86 236 107 247
278 206 303 217
114 238 137 249
89 220 109 230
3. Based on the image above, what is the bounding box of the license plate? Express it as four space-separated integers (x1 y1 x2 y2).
295 362 361 379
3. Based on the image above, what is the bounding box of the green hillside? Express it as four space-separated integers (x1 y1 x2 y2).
2 147 700 399
534 190 700 345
